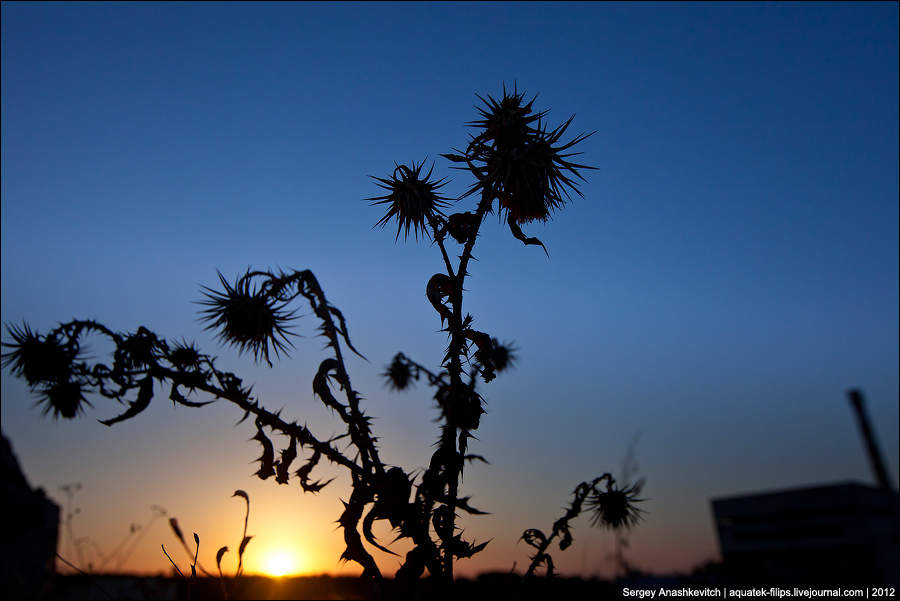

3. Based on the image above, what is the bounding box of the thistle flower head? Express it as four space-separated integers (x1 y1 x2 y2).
3 323 90 419
37 378 92 419
117 328 159 370
369 160 450 241
453 85 594 224
169 339 203 371
384 356 412 391
588 479 645 530
199 272 296 367
467 83 546 152
489 338 517 373
2 323 73 386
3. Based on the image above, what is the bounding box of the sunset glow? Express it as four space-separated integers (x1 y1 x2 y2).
1 1 897 585
262 550 299 578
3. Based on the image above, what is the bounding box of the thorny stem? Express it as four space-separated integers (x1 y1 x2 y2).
523 474 613 578
155 363 363 477
435 185 495 584
320 298 384 478
30 297 388 580
250 270 387 580
250 269 385 479
395 353 447 388
44 318 365 477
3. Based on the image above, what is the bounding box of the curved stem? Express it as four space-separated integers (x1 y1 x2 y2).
428 216 456 280
523 475 613 578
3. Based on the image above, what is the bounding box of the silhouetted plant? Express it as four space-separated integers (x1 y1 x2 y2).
611 434 645 577
58 482 86 571
521 475 644 579
56 482 168 575
2 85 641 593
162 530 200 601
164 490 253 600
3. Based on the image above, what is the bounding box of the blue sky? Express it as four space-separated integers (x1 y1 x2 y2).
2 1 897 577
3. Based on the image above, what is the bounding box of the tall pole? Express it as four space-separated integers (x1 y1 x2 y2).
847 389 894 490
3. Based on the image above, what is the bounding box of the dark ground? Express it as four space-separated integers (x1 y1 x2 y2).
45 572 623 600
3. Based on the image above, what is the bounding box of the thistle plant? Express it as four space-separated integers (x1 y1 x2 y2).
2 85 641 592
521 475 644 579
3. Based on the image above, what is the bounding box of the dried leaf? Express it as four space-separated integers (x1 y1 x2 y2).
275 435 298 484
313 359 345 414
99 376 153 426
302 477 335 493
426 274 454 325
521 528 547 549
507 214 549 257
454 496 489 515
251 422 275 480
327 305 366 360
464 454 489 464
453 536 491 559
362 507 399 556
169 383 214 408
469 539 490 556
559 525 573 551
295 449 335 492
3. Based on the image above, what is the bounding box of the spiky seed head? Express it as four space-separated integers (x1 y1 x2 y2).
117 330 159 370
2 323 89 419
467 83 545 152
37 378 91 419
169 340 202 371
199 272 296 367
369 160 450 241
588 480 644 530
2 323 72 386
383 355 413 391
461 85 594 224
489 338 517 373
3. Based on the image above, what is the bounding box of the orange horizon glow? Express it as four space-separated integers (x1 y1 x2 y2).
256 547 305 578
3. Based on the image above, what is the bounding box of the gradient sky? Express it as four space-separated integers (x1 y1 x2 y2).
2 1 898 579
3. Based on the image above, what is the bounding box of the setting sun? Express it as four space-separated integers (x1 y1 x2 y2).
263 550 299 578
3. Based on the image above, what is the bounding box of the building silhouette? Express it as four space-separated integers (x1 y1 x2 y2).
711 390 898 586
